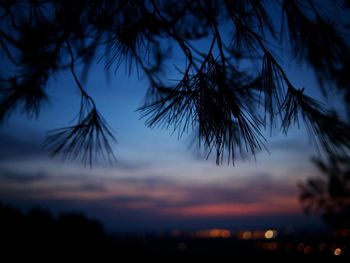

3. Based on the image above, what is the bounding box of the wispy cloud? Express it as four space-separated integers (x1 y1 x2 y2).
0 167 301 219
79 183 106 192
0 130 152 174
0 169 48 183
268 137 313 155
0 144 308 232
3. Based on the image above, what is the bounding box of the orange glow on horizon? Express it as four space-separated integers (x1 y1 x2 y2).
160 199 299 218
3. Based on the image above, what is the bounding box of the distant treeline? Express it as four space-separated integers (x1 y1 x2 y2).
0 202 111 260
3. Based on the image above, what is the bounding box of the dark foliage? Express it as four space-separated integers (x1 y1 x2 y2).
299 155 350 230
1 203 349 261
0 202 110 260
0 0 349 165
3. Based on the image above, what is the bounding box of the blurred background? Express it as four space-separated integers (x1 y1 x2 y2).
1 0 349 261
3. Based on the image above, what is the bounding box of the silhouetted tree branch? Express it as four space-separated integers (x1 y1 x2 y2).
0 0 349 165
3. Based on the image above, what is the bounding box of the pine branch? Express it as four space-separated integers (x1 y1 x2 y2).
43 40 116 166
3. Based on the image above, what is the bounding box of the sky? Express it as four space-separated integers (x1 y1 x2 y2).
1 8 344 233
0 58 332 233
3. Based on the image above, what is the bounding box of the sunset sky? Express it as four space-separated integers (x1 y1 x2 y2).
0 57 335 233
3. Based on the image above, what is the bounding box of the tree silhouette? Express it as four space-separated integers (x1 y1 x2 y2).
0 203 110 260
299 154 350 230
0 0 349 165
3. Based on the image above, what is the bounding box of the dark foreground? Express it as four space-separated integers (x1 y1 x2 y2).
1 203 349 262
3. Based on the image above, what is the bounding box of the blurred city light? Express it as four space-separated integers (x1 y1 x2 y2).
334 248 342 256
264 230 278 239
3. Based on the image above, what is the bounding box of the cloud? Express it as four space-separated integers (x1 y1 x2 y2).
111 160 151 171
0 169 48 183
268 137 312 155
0 167 300 211
0 162 304 232
0 130 153 175
79 183 106 192
65 173 301 220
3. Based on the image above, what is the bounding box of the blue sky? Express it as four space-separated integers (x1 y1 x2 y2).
0 53 332 233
